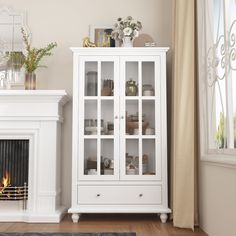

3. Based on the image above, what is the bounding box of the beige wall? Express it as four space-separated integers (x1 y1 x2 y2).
199 163 236 236
2 0 173 207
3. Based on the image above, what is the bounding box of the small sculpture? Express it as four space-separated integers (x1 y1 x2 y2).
83 37 96 47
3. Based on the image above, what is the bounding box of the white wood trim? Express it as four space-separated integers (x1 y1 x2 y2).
71 54 80 208
78 57 85 180
69 205 171 214
120 57 126 179
0 90 69 105
70 47 169 56
201 155 236 168
97 61 101 176
114 57 120 180
160 53 168 207
70 48 171 220
138 61 142 176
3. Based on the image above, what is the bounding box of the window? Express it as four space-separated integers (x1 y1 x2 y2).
197 0 236 165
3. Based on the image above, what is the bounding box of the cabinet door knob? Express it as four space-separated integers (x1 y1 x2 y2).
120 116 124 119
96 194 101 197
139 194 143 197
114 116 118 119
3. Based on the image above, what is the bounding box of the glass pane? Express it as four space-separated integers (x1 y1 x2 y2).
233 70 236 148
101 62 114 96
228 1 236 148
142 62 155 96
101 139 114 175
142 139 156 175
206 0 226 149
142 100 155 135
126 139 139 175
101 100 114 135
84 100 97 135
125 62 139 96
85 62 98 96
84 139 97 175
126 100 139 135
213 80 226 149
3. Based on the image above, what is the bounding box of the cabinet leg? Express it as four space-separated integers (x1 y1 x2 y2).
71 213 81 223
160 213 168 223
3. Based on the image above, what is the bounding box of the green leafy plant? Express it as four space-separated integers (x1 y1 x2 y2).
215 112 225 148
21 28 57 73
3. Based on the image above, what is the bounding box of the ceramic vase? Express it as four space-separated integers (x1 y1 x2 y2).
25 72 36 90
122 36 133 47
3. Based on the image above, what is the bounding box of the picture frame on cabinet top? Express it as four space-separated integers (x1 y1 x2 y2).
89 25 115 47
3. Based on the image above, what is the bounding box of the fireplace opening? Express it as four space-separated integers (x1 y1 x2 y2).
0 140 29 206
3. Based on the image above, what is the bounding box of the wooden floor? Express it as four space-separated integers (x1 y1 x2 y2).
0 214 207 236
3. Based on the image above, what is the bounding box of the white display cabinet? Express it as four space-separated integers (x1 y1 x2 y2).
68 48 171 223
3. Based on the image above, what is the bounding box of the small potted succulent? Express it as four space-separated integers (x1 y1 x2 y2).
21 28 57 89
111 16 142 47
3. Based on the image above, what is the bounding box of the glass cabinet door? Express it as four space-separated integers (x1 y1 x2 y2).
78 57 119 180
120 56 161 180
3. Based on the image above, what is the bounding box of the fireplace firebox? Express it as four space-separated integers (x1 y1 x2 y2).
0 140 29 207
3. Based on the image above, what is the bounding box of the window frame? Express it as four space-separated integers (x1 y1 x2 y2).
197 0 236 167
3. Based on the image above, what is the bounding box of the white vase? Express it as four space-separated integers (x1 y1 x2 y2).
122 36 133 47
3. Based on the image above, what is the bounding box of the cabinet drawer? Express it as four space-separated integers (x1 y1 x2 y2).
77 185 162 205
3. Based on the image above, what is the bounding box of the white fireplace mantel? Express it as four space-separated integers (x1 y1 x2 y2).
0 90 69 122
0 90 69 223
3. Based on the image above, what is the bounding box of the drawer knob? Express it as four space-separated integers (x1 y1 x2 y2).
96 194 101 197
139 193 143 197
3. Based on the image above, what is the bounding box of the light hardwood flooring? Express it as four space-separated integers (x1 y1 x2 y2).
0 214 207 236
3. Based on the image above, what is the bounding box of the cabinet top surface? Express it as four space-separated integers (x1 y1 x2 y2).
70 47 169 54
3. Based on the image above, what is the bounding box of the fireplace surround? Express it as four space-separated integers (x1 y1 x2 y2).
0 90 69 222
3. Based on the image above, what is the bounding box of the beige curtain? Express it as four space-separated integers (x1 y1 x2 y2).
171 0 198 229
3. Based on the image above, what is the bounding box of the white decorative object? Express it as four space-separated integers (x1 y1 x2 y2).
0 7 30 89
122 36 133 47
68 47 171 223
0 90 69 222
88 169 97 175
145 128 155 135
143 90 154 96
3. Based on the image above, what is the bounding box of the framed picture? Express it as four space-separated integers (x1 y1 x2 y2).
89 25 116 47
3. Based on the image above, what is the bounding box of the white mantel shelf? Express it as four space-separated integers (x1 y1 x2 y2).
0 90 70 122
0 90 69 104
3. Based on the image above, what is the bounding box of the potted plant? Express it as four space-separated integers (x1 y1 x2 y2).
21 28 57 89
111 16 142 47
